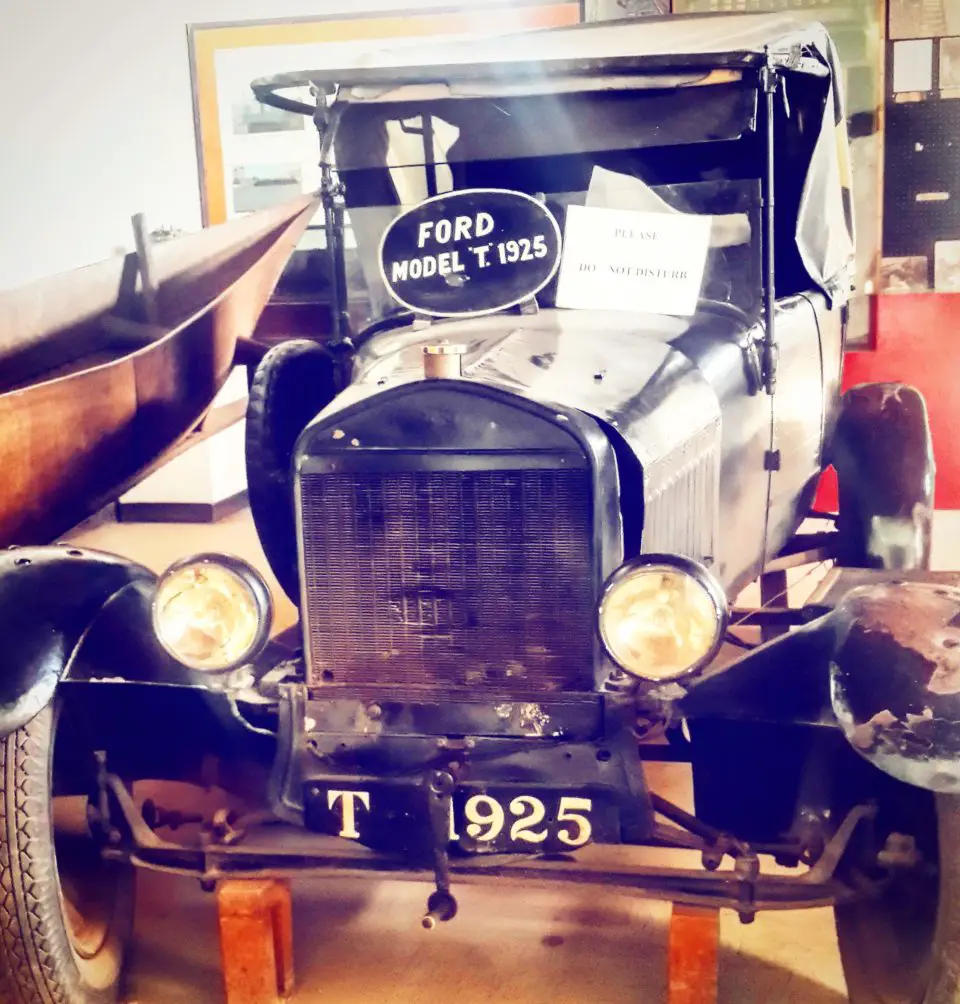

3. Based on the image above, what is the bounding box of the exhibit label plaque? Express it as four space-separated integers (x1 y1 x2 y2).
378 189 562 318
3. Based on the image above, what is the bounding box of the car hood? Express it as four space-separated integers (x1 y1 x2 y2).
334 308 747 457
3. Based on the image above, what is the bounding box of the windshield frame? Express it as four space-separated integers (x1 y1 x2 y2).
328 81 765 330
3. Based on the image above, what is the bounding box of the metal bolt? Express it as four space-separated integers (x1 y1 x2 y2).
701 849 723 871
430 770 455 795
367 703 383 720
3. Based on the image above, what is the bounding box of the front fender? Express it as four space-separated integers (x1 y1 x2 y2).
64 575 194 687
679 568 960 794
830 577 960 792
0 545 158 735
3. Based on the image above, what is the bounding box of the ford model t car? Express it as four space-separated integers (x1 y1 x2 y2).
2 12 957 1004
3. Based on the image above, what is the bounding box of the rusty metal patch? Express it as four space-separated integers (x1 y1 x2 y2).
830 579 960 792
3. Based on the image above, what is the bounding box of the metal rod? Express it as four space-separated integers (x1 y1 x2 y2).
760 64 779 395
316 101 351 345
763 546 836 574
728 606 810 627
649 792 736 848
760 569 789 642
100 771 873 914
111 845 856 913
423 114 438 198
131 213 159 326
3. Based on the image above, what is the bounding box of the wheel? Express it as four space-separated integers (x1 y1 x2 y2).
831 382 934 570
246 339 338 601
836 790 960 1003
0 703 134 1004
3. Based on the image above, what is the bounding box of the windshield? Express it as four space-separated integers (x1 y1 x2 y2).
331 84 764 328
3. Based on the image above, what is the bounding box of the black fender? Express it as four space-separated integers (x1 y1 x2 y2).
831 382 935 570
0 544 187 737
677 617 842 843
680 569 960 801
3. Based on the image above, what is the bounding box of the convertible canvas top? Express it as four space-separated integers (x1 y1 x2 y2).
252 12 834 97
252 11 853 300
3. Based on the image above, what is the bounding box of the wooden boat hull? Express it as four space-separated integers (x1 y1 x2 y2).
0 194 320 546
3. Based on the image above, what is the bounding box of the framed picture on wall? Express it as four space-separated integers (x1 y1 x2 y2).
187 1 582 328
188 2 582 228
882 2 960 292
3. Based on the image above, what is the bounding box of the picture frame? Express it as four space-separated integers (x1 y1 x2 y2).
187 2 583 228
882 2 960 293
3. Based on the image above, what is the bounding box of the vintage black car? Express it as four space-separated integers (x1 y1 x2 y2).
1 12 956 1004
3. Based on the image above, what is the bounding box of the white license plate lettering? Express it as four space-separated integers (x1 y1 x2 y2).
322 789 595 847
556 796 593 848
326 789 371 839
508 795 548 844
464 794 506 842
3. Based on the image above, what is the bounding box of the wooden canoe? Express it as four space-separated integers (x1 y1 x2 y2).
0 193 320 546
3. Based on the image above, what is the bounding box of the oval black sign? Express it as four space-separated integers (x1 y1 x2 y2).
378 189 562 318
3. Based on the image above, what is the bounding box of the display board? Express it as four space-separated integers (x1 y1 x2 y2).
883 0 960 292
188 2 581 227
187 2 581 319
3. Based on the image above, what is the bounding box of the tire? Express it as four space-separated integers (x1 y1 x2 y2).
246 339 337 601
837 793 960 1004
831 382 953 1001
0 704 134 1004
831 382 934 570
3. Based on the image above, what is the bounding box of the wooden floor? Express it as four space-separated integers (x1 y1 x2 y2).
124 868 847 1004
71 506 958 1004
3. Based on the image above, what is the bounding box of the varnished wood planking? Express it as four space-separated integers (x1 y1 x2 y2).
0 195 319 547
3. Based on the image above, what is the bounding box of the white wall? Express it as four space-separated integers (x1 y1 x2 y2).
0 0 570 507
0 0 524 290
119 367 251 506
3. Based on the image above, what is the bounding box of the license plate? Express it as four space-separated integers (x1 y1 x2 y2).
305 783 618 854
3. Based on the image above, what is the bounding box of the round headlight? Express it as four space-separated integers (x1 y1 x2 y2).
598 555 727 682
152 554 272 672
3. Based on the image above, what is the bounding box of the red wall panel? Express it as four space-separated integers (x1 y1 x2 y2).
817 294 960 511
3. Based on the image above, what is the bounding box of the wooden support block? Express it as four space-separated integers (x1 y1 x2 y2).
217 879 294 1004
667 903 719 1004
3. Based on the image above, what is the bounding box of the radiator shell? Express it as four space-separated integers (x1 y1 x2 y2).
294 381 616 701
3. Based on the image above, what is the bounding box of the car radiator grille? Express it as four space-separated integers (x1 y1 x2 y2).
299 463 596 696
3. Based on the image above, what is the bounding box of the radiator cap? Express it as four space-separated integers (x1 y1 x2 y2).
423 342 465 379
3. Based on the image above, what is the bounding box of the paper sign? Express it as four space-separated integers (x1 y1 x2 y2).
893 38 933 93
586 166 751 250
555 204 710 316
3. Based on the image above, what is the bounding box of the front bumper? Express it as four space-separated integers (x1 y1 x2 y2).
99 764 873 920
